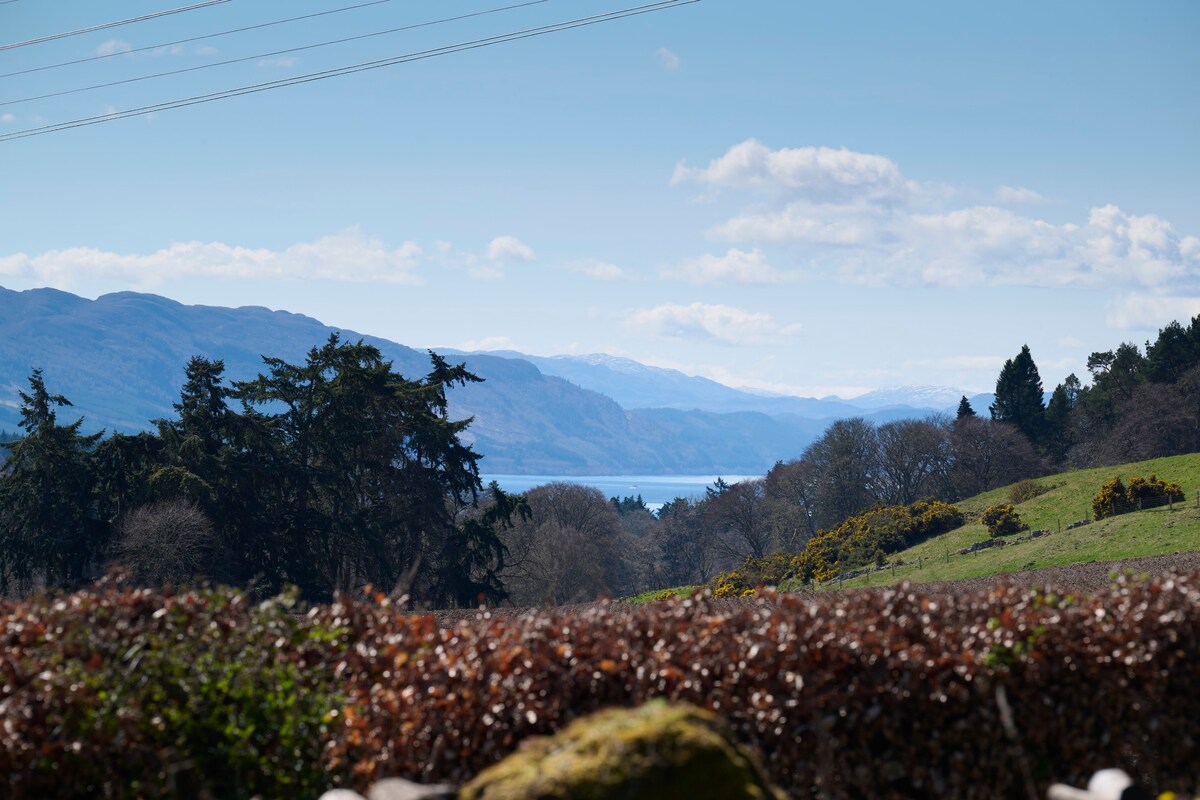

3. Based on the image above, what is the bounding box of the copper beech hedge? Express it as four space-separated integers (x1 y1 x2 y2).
3 571 1199 799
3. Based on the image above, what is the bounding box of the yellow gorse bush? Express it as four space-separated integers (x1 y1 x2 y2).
1093 474 1184 520
709 499 963 592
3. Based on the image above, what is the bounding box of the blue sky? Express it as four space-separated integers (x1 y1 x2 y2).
2 0 1198 397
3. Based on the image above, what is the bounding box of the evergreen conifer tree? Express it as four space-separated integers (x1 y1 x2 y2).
956 395 976 419
1145 319 1200 384
1044 374 1080 463
990 345 1048 449
0 370 103 590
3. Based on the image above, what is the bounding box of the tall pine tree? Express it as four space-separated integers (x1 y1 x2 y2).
990 344 1048 450
1145 319 1200 384
956 395 977 419
0 370 103 591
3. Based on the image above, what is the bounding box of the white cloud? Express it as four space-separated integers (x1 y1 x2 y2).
487 235 535 262
459 336 519 351
1105 294 1200 330
0 113 14 124
657 47 681 71
626 302 801 346
672 139 913 204
634 355 871 398
194 45 220 56
666 248 791 284
257 57 298 68
571 259 628 280
0 227 424 288
994 185 1046 204
884 204 1199 289
904 355 1008 371
712 202 886 246
96 39 131 56
680 141 1200 292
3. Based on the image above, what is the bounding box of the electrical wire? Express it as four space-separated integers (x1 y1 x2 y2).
0 0 399 80
0 1 233 53
0 0 698 142
1 0 553 107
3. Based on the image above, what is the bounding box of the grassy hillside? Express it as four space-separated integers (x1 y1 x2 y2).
828 452 1200 590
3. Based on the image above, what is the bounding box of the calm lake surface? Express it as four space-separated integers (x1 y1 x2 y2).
482 474 762 510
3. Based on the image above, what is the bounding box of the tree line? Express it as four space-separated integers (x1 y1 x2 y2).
490 411 1042 603
0 336 528 605
984 316 1200 466
491 316 1200 603
4 318 1198 605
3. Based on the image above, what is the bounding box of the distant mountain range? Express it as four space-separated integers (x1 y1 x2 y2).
445 349 995 419
0 286 992 475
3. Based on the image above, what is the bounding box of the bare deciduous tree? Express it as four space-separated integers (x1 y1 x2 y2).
498 483 634 604
708 479 773 560
951 417 1043 499
764 458 820 551
803 418 878 529
875 416 952 505
115 500 217 586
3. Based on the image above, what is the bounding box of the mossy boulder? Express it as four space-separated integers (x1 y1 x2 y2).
458 700 786 800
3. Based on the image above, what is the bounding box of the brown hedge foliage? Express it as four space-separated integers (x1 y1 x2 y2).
3 572 1199 799
0 582 345 799
326 575 1200 798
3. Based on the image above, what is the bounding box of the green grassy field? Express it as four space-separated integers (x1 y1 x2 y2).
626 586 700 604
825 452 1200 590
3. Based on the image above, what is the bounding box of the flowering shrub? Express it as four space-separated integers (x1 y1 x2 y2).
1093 478 1131 520
709 554 797 597
789 499 964 584
1126 474 1185 509
1093 474 1185 520
981 503 1028 537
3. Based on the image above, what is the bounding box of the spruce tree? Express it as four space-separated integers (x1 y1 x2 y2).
956 395 976 419
0 370 103 590
990 345 1048 449
1044 374 1080 463
1145 320 1200 384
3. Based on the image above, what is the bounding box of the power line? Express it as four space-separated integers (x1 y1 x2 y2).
1 0 399 80
1 0 553 108
0 1 232 53
0 0 699 142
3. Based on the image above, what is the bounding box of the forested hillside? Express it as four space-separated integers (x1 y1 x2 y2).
0 287 830 474
3 302 1199 606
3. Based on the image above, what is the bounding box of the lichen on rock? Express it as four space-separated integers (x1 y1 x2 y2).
458 700 786 800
